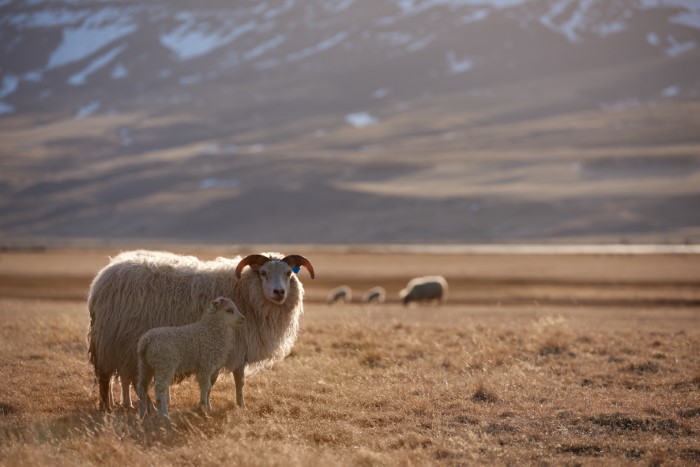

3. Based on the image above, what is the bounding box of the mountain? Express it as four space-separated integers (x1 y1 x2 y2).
1 0 699 245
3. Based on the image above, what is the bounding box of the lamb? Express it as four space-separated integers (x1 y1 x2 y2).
327 285 352 305
399 276 448 305
362 286 386 304
87 250 314 412
137 296 245 418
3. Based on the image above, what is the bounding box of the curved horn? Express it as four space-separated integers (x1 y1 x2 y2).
235 254 270 279
282 255 315 279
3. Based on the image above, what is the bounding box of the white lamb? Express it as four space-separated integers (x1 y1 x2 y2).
137 296 245 418
362 286 386 304
327 285 352 305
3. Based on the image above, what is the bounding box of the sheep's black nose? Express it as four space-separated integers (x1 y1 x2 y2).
273 288 285 297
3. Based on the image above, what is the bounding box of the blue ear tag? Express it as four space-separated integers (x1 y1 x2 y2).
292 265 301 274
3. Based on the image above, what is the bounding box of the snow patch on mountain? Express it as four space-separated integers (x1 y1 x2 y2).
447 51 474 74
665 38 697 57
661 84 679 97
6 8 88 28
285 31 349 62
68 45 125 86
46 8 137 69
111 62 128 79
264 0 295 20
346 112 378 128
243 34 287 60
461 9 490 23
75 100 101 118
0 75 19 99
160 15 258 61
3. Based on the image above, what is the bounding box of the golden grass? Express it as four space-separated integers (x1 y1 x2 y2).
1 293 699 465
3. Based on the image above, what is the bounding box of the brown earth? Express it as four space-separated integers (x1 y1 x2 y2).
0 246 699 465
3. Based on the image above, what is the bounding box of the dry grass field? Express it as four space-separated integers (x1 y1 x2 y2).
0 247 699 465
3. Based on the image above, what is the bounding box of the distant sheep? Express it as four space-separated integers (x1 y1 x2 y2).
399 276 448 305
88 250 314 412
137 296 245 417
327 285 352 305
362 286 386 304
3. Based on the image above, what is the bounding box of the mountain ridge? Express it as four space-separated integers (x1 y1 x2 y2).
1 0 699 244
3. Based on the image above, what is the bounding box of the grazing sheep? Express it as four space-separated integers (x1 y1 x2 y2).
88 250 314 412
137 296 245 418
362 286 386 304
399 276 448 305
327 285 352 305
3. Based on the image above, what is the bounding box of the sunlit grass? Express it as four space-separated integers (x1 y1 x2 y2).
1 295 698 465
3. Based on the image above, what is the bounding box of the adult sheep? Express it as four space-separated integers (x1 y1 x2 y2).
399 276 448 305
87 250 314 412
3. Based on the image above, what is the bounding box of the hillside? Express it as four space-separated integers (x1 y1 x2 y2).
1 0 699 244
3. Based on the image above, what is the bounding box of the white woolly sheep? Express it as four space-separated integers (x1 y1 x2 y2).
137 296 245 417
327 285 352 305
88 250 315 412
399 276 448 305
362 286 386 304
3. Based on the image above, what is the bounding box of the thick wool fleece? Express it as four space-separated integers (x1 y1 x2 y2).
88 250 304 392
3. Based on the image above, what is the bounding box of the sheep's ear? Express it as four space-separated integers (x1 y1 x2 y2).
235 254 270 278
282 255 315 279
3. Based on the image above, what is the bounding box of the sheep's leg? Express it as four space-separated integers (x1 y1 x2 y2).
120 376 133 410
233 365 245 408
97 372 112 412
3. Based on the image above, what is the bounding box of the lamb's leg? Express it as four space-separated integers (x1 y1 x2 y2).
137 366 153 418
198 373 212 414
206 369 220 412
155 370 174 418
233 365 245 408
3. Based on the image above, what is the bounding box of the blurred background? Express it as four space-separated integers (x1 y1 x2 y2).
1 0 699 246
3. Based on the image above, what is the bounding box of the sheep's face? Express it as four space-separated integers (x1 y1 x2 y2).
255 261 294 305
399 288 412 305
211 297 245 327
235 253 314 305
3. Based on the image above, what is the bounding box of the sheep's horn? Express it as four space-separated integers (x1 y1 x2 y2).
235 254 270 279
282 255 315 279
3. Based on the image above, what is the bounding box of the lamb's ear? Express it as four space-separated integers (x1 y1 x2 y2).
282 255 315 279
235 254 270 278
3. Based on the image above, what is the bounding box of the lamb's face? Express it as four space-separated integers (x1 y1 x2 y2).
256 261 294 305
211 297 245 327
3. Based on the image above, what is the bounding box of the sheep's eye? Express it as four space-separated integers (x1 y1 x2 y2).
286 271 292 278
260 271 267 277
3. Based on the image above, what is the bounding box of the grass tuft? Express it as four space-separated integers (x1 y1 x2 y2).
471 384 499 403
